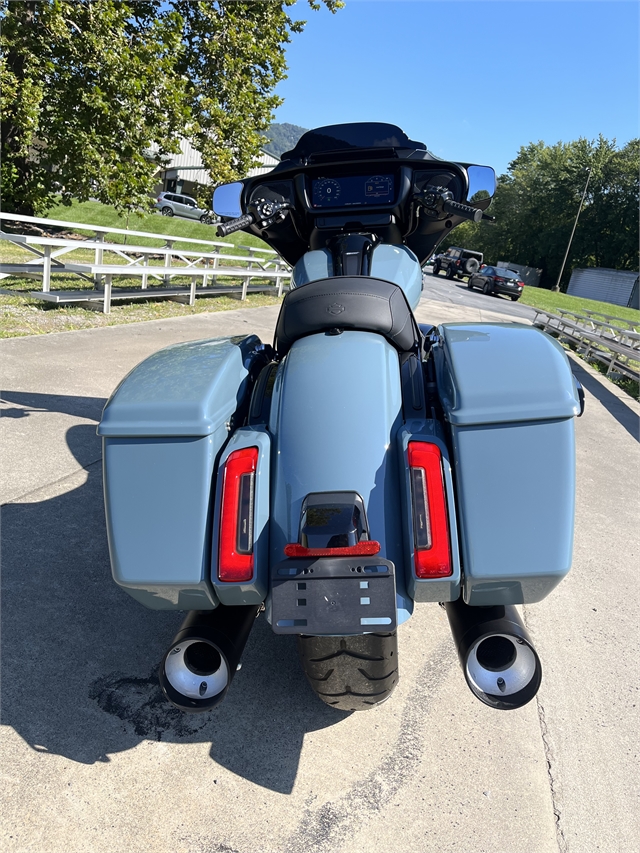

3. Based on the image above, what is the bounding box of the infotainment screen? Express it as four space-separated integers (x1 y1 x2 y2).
311 175 395 209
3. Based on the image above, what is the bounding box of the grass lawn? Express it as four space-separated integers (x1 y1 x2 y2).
519 285 640 328
518 286 639 399
0 200 282 337
0 287 281 338
43 199 271 252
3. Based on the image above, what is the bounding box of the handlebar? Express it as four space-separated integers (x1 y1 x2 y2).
216 213 255 237
442 199 483 223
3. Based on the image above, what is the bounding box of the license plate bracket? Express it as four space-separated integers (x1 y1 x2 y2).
271 557 397 635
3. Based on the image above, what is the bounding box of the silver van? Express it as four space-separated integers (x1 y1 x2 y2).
155 192 212 223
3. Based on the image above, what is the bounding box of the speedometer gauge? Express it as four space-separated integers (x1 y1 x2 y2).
314 178 341 206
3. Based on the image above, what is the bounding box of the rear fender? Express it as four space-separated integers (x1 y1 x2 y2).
269 330 414 624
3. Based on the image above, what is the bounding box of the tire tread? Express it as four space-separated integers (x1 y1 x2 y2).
297 633 399 711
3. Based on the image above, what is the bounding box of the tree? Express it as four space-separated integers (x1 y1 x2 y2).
441 137 639 288
1 1 189 214
0 0 342 216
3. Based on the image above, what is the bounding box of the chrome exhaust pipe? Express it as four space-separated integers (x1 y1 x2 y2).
444 599 542 710
160 604 260 712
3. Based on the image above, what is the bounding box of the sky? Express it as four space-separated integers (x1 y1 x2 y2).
273 0 639 174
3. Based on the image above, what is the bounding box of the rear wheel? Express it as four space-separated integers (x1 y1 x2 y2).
510 295 520 301
446 266 455 280
467 278 475 289
161 206 174 217
297 632 399 711
483 281 492 295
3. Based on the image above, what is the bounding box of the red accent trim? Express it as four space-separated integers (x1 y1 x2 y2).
284 541 381 558
218 447 258 582
407 441 452 578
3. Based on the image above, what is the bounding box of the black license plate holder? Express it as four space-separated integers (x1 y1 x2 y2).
271 557 396 635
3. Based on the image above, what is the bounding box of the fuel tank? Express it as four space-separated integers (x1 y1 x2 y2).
291 244 423 311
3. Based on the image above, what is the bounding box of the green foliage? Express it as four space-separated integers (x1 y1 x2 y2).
1 0 188 215
440 137 639 287
518 283 640 326
263 122 309 158
0 0 342 215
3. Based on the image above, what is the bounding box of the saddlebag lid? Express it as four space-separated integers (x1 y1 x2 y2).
435 323 581 426
98 335 259 437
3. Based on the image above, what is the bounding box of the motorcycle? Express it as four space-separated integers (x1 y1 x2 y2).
98 123 583 713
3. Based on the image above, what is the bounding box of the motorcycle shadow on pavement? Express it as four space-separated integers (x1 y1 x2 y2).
568 358 639 443
1 406 349 794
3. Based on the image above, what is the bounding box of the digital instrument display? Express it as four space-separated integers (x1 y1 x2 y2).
311 175 395 208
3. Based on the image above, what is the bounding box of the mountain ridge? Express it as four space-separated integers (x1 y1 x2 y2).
262 122 309 158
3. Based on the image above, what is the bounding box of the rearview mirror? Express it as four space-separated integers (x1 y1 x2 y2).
466 166 496 206
213 182 244 218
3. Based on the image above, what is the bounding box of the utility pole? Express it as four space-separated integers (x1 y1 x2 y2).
553 167 592 292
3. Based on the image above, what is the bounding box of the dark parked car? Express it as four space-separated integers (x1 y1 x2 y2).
433 246 483 280
468 266 524 301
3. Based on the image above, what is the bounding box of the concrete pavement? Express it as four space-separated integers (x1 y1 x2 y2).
1 296 638 853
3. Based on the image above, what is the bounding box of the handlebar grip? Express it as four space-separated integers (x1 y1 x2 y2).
216 213 254 237
443 200 483 223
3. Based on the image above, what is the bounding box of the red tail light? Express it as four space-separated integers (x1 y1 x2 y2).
407 441 451 578
284 541 381 558
494 276 506 283
218 447 259 582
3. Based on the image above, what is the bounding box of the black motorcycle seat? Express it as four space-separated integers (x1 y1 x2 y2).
274 276 420 355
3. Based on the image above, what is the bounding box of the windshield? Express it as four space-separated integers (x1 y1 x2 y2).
281 122 427 161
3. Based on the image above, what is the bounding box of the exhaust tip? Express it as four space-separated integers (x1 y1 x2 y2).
161 638 229 712
465 633 541 710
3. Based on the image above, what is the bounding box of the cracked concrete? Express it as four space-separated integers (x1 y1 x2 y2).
2 293 638 852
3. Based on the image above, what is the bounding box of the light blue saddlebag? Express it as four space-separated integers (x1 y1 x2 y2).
98 335 265 610
435 323 582 606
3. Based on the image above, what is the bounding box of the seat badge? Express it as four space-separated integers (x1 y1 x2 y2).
326 302 346 315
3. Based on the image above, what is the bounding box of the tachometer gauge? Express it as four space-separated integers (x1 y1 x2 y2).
314 178 341 206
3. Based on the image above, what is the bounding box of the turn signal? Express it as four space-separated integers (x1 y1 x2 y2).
219 447 258 582
407 441 451 578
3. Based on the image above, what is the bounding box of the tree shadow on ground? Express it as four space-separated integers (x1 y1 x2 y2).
1 399 348 794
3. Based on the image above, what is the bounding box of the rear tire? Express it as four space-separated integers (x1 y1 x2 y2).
467 278 475 289
161 206 174 217
483 281 492 295
510 295 520 301
446 266 455 279
297 632 399 711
